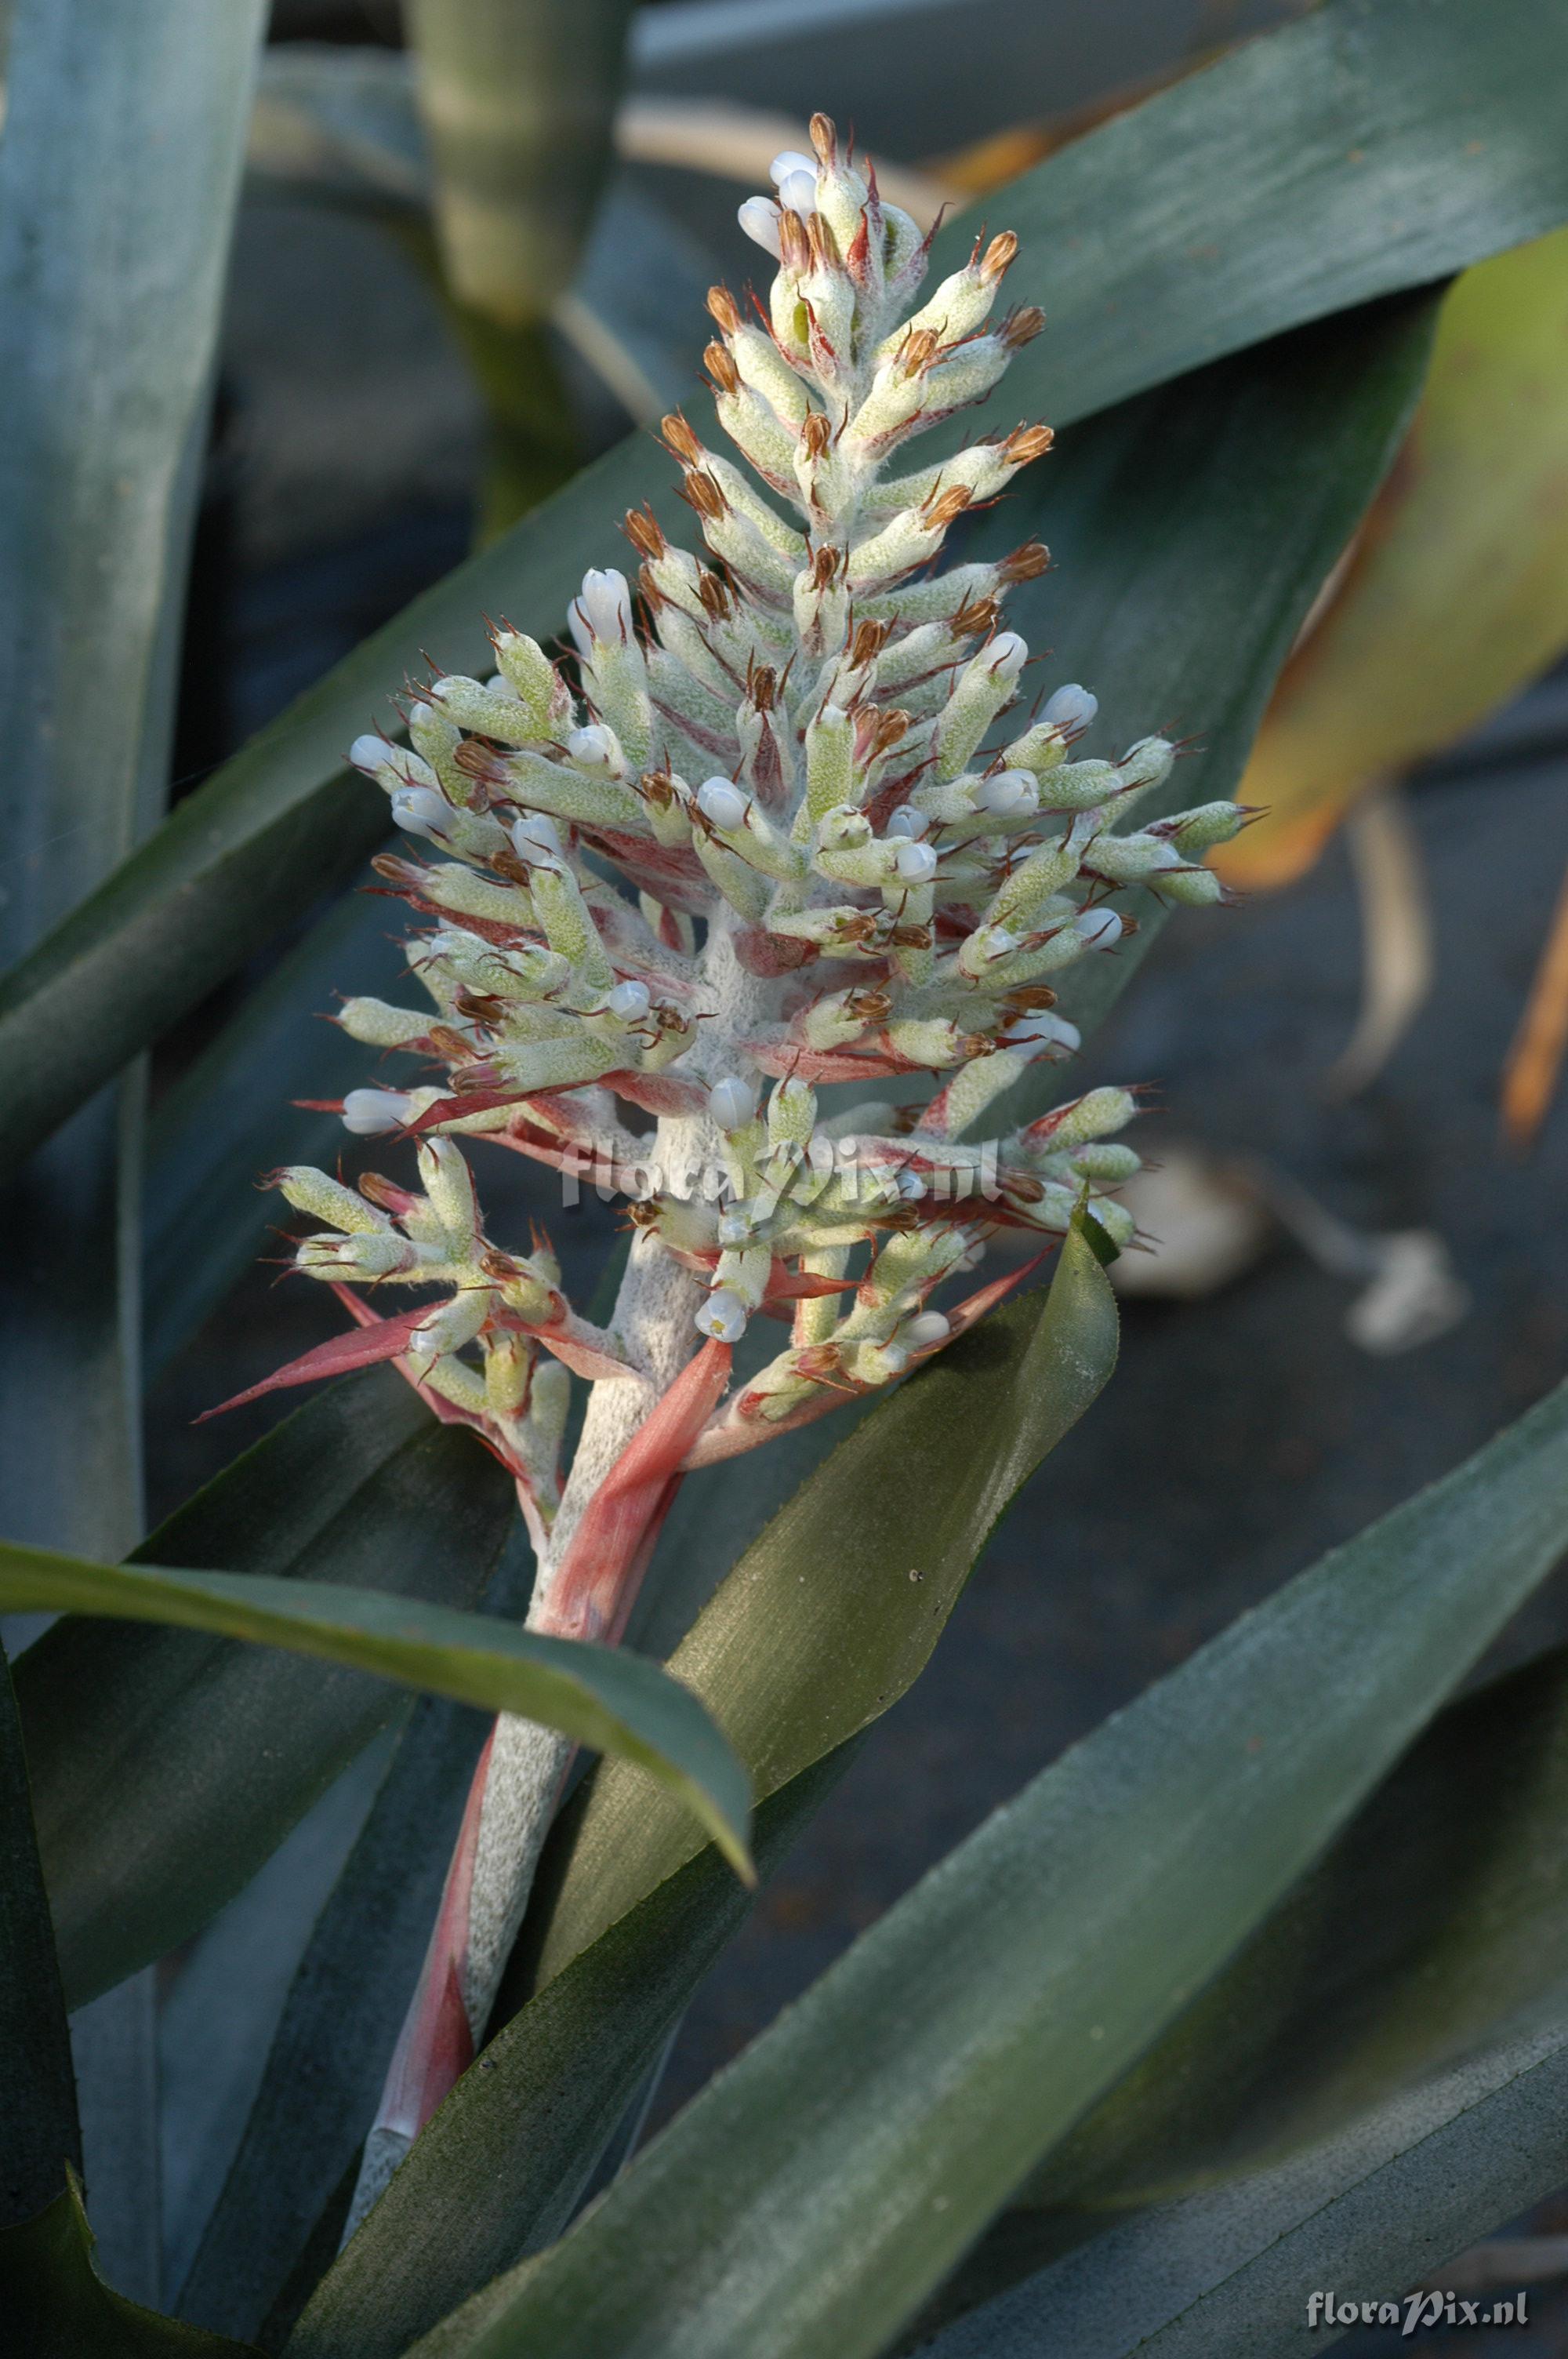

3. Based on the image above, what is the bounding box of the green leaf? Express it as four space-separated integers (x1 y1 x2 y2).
917 2031 1568 2359
0 1549 752 1895
5 0 1568 1174
392 1374 1568 2359
141 884 412 1381
906 1636 1568 2347
13 1371 515 2009
175 1696 493 2343
0 1638 79 2226
0 2175 260 2359
284 1227 1117 2359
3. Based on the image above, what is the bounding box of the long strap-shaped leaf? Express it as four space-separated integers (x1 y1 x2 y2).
2 0 1566 1178
391 1375 1568 2359
16 1373 515 2011
0 1640 80 2226
0 1546 750 1881
904 1637 1568 2351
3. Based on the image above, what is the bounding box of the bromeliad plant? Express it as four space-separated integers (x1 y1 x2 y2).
7 7 1568 2359
248 116 1242 2215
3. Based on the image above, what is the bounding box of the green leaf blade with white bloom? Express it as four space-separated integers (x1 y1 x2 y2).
0 1543 751 1885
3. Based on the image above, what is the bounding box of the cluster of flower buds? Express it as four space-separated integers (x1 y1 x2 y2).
271 111 1245 1485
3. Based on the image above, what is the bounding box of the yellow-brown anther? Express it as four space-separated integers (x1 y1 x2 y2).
848 618 889 668
706 285 742 335
800 409 833 462
1000 306 1047 351
809 111 837 165
704 341 740 395
681 471 727 522
898 326 941 378
622 505 666 561
980 231 1019 285
779 210 811 273
1004 423 1054 465
999 540 1050 584
660 413 703 466
924 485 974 529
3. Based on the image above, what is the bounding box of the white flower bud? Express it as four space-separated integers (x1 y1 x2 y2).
698 777 750 830
341 1087 415 1136
485 674 509 696
708 1077 758 1132
769 150 818 187
1075 909 1124 950
1043 682 1098 733
972 769 1038 817
568 566 633 659
893 839 938 882
738 196 783 259
777 169 818 220
568 723 617 768
904 1311 951 1349
350 732 392 774
512 812 562 860
895 1169 926 1201
696 1288 749 1343
390 785 449 841
606 979 652 1020
1011 1010 1082 1053
989 632 1029 682
406 700 436 732
886 805 928 840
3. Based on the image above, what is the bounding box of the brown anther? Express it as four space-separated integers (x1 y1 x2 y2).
999 540 1050 585
452 1064 502 1096
847 988 894 1023
1006 1172 1047 1202
637 767 677 809
453 990 505 1024
703 340 740 395
659 412 703 466
622 504 666 561
872 707 911 755
492 848 537 888
681 470 727 522
809 111 837 166
479 1247 519 1280
1000 305 1047 351
626 1198 662 1231
696 572 734 622
636 562 667 612
747 663 779 711
372 852 419 885
924 485 974 529
779 210 811 273
794 1341 844 1380
808 541 841 591
890 922 933 949
979 231 1019 285
887 1103 922 1136
899 326 940 378
800 409 833 462
1004 983 1058 1011
1004 423 1054 465
848 618 890 669
960 1032 998 1060
950 593 1000 641
453 737 499 783
706 285 742 334
426 1023 476 1063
